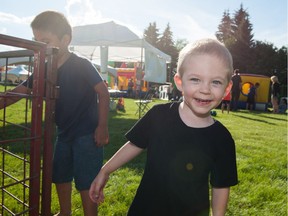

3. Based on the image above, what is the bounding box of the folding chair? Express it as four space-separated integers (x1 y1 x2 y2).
135 90 153 118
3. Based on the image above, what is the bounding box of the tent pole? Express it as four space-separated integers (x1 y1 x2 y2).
137 39 144 118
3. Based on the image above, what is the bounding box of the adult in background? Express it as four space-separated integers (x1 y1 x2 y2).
127 78 134 98
270 75 281 113
231 69 242 111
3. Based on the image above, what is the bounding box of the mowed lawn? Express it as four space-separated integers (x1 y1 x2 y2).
0 88 287 215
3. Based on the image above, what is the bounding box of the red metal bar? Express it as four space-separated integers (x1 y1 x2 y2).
0 34 49 216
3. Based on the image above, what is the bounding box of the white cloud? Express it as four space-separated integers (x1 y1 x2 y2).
65 0 109 27
0 12 32 25
64 0 143 37
171 15 216 42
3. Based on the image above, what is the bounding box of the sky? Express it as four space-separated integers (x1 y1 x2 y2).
0 0 287 51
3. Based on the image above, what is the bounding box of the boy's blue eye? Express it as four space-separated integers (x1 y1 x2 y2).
212 80 222 85
190 78 200 83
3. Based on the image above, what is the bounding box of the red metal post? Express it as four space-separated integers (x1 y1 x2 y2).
28 47 46 216
41 47 58 216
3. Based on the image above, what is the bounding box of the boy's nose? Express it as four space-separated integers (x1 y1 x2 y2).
199 82 211 94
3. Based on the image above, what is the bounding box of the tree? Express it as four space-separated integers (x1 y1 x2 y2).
175 38 189 51
158 23 179 81
230 4 254 72
158 23 174 52
274 46 287 96
215 4 254 72
216 10 235 48
143 22 160 48
232 4 254 47
250 40 278 75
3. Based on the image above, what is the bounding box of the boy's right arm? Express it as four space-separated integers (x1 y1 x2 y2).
0 84 31 109
89 141 143 204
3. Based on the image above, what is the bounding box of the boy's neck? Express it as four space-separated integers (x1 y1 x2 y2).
179 102 214 128
57 50 71 68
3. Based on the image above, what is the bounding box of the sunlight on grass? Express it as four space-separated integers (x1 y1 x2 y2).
0 87 287 215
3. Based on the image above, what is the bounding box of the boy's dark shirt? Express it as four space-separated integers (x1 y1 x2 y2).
24 53 103 141
125 102 238 216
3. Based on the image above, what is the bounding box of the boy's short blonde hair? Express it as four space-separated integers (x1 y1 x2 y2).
177 38 233 80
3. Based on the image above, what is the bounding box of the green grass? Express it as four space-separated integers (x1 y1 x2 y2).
0 86 287 215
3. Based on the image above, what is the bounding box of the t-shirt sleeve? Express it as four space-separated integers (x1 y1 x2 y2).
80 58 103 87
125 107 154 149
210 127 238 187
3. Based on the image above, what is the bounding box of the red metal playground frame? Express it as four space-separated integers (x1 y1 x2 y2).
0 34 58 215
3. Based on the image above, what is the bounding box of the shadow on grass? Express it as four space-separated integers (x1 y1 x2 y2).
231 112 277 125
0 111 146 172
256 113 288 122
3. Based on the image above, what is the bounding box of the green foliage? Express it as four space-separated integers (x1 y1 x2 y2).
216 111 287 216
143 22 160 47
144 5 287 89
216 4 287 80
216 10 235 47
1 94 287 215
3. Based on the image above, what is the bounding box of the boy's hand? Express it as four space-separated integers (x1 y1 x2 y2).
89 170 109 204
94 125 109 147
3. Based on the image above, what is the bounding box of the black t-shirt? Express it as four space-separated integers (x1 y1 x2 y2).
24 53 103 141
125 102 238 216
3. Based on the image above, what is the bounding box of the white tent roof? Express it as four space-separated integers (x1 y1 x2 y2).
71 21 171 61
70 21 171 83
4 65 29 75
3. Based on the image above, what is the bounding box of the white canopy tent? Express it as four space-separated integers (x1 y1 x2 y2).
70 21 171 83
0 50 117 78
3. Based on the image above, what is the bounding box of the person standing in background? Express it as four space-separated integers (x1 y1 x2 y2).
246 83 260 111
127 78 134 98
231 69 242 111
270 75 281 113
221 90 231 114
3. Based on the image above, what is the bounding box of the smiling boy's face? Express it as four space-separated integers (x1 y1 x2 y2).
174 54 232 117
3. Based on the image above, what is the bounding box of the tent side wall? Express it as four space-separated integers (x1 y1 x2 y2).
70 22 171 84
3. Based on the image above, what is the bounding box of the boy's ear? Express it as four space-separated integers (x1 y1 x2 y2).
62 34 71 46
174 73 183 92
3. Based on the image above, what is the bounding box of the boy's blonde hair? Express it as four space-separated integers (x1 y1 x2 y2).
177 38 233 80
